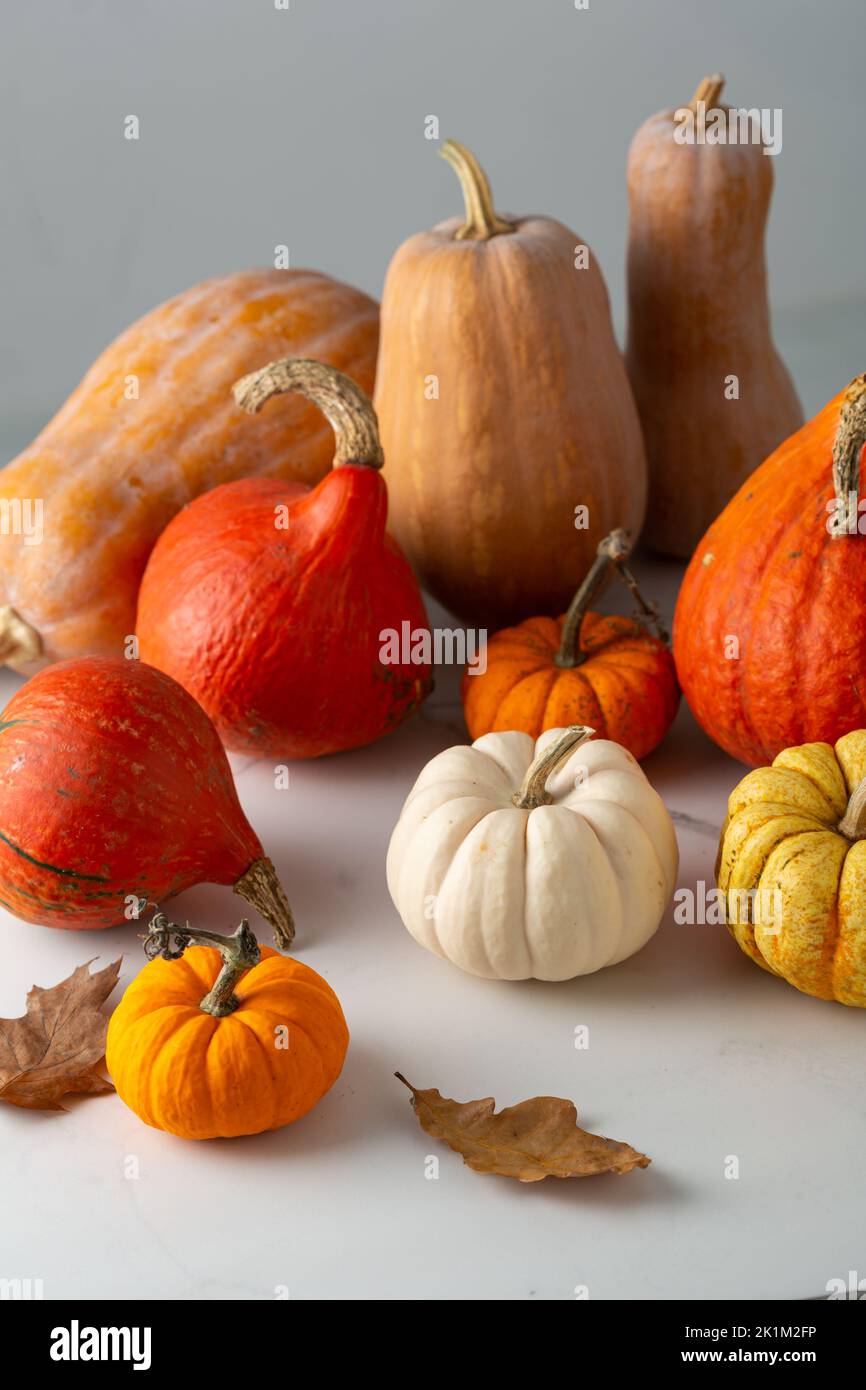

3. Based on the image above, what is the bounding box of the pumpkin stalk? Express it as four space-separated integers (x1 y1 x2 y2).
143 912 262 1017
837 776 866 841
234 856 295 949
233 358 384 471
829 375 866 538
555 529 667 669
689 74 726 108
0 605 42 667
439 140 514 242
512 725 595 810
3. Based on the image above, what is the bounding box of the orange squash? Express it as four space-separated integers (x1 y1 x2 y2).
374 140 646 628
462 531 679 760
137 359 431 759
106 915 349 1140
0 269 379 673
626 75 802 557
674 375 866 767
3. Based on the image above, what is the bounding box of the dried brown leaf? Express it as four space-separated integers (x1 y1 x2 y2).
0 958 121 1111
396 1072 650 1182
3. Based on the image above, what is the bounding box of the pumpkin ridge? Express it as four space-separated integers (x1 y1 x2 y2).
542 668 604 738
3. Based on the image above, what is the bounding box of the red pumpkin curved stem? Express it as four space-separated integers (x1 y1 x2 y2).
830 375 866 537
512 725 595 810
555 529 668 669
143 913 261 1017
233 358 384 470
440 140 514 242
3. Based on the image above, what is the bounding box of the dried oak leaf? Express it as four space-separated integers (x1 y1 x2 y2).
396 1072 650 1182
0 958 121 1111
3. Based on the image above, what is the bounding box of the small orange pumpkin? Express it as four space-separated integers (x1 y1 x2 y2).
462 530 679 760
106 916 348 1140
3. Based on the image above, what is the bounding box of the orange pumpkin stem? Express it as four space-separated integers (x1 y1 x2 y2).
143 913 262 1017
512 725 595 810
830 374 866 537
689 74 726 109
439 140 514 242
0 605 42 667
233 358 384 470
556 529 667 668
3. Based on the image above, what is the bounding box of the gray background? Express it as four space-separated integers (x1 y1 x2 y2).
1 0 864 446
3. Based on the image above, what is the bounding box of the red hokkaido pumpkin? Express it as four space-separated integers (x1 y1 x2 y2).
0 658 294 942
674 375 866 766
137 359 432 758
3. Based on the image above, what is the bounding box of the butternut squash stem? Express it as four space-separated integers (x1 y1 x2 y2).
439 140 514 242
0 605 42 667
234 856 295 949
830 374 866 538
837 777 866 841
512 725 595 810
233 358 384 471
142 914 261 1017
689 74 725 108
555 529 668 669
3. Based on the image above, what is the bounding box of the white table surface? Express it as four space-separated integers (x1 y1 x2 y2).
1 309 864 1302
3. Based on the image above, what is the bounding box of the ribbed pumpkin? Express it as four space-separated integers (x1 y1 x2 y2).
387 726 678 981
674 375 866 767
626 75 802 557
137 359 431 758
0 658 294 944
716 730 866 1006
462 530 678 760
374 140 646 628
0 269 379 673
107 916 349 1139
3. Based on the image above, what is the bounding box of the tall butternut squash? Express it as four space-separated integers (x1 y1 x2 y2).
0 269 379 672
626 75 802 557
374 141 646 628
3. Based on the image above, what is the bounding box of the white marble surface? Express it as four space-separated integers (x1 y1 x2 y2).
0 561 864 1303
1 311 864 1302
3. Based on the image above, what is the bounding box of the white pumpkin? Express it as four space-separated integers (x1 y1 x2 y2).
386 726 678 981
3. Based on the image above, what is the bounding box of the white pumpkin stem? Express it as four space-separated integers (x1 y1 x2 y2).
689 74 726 109
440 140 514 242
233 357 384 471
512 725 595 810
0 605 42 668
830 374 866 538
838 776 866 841
556 529 668 668
142 913 262 1017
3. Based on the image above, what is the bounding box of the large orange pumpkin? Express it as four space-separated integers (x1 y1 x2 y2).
106 916 349 1140
0 269 379 673
462 531 679 760
374 140 646 628
674 375 866 766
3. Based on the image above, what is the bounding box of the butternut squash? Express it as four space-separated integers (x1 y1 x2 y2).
625 75 803 557
374 140 646 628
0 269 379 671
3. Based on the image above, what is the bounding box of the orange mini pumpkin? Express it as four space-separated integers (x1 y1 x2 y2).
462 530 679 760
106 916 348 1140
